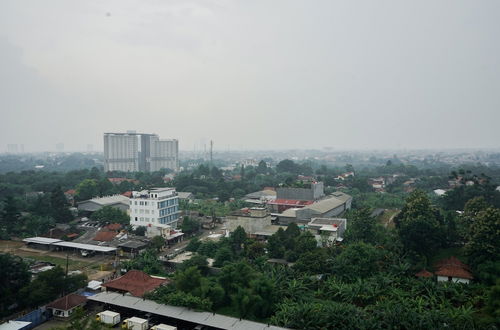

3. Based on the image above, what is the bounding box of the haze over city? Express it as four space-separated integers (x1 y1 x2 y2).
1 0 500 152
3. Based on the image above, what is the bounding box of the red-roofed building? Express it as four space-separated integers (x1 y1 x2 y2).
121 191 133 198
46 293 87 318
65 189 77 205
434 257 473 284
108 178 139 185
268 199 314 213
101 270 168 297
415 269 434 278
93 231 118 242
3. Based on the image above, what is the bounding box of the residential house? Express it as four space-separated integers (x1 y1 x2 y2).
46 293 87 318
434 257 473 284
102 270 168 297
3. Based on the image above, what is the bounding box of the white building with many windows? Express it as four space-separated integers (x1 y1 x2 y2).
129 187 180 237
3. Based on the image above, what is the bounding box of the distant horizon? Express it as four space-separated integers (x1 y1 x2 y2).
3 145 500 155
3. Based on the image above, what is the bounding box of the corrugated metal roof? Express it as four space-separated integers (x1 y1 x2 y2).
80 195 130 206
53 241 117 252
88 292 289 330
23 237 62 245
302 194 351 214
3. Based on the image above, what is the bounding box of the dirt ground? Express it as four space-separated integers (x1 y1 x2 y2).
0 240 115 277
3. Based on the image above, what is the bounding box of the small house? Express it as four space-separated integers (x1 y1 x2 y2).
46 294 87 318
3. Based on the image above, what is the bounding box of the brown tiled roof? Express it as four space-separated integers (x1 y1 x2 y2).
102 270 168 297
435 256 470 270
434 256 473 280
106 223 123 231
93 231 118 241
47 294 86 311
121 191 133 198
434 266 473 280
415 269 434 278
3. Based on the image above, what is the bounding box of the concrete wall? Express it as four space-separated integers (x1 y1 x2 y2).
276 182 324 201
437 276 470 284
226 215 271 234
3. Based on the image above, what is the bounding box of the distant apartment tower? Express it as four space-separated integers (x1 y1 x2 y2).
7 144 18 153
103 132 179 172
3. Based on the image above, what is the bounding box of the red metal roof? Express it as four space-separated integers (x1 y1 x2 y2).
47 293 86 311
102 270 168 297
268 199 314 206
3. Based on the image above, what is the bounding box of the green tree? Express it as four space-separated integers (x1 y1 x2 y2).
268 228 286 258
0 196 20 236
50 185 73 223
256 160 268 174
229 226 247 252
465 207 500 265
0 254 30 316
213 247 233 267
394 190 443 257
331 242 386 281
75 179 99 201
181 216 200 235
151 236 166 251
344 208 380 244
90 206 129 224
23 215 55 237
122 249 166 276
175 266 203 293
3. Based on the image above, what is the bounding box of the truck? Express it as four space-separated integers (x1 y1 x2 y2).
151 324 177 330
122 317 149 330
96 311 121 326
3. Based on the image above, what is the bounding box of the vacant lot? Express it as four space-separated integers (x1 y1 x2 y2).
0 240 114 275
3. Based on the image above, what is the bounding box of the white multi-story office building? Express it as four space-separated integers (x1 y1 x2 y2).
104 132 179 173
129 187 180 237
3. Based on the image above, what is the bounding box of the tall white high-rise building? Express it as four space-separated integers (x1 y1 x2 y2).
129 187 180 237
103 132 178 172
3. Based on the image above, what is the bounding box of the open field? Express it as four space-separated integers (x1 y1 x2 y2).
0 240 115 275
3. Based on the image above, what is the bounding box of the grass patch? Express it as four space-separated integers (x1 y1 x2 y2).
24 255 89 270
377 209 400 228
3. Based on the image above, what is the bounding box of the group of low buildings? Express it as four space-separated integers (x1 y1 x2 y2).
227 182 352 246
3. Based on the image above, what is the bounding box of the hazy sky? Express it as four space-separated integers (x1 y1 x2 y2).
1 0 499 152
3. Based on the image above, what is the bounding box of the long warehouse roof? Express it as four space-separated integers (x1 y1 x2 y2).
53 241 117 252
88 292 289 330
23 237 116 252
23 237 62 244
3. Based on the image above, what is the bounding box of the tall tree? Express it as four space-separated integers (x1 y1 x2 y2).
0 254 30 317
50 185 73 223
394 190 443 257
465 207 500 265
75 179 99 201
344 208 380 244
0 196 20 236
